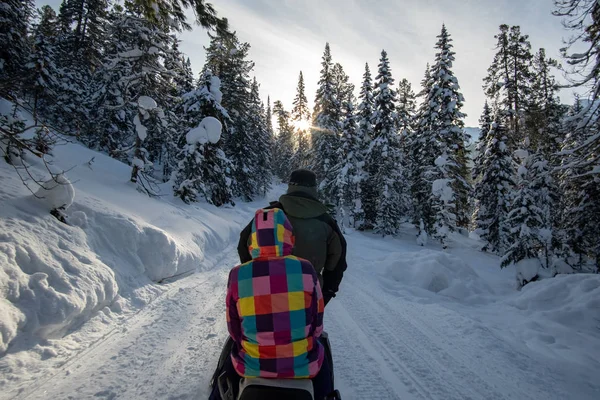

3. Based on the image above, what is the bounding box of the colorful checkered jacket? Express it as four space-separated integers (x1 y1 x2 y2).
226 208 325 379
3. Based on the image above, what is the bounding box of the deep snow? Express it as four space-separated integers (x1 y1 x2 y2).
1 133 599 399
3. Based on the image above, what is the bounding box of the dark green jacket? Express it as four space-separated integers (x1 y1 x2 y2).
237 192 347 295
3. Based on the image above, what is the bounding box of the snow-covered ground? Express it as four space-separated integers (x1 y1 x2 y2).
1 136 599 399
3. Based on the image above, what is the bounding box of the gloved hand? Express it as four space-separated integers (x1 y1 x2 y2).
323 290 336 306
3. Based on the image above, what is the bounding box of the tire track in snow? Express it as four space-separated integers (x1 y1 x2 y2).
327 304 420 400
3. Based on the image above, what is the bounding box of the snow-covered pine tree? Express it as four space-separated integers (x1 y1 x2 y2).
332 63 355 118
249 77 272 197
554 0 600 271
88 2 174 181
527 48 566 159
165 39 195 97
272 100 295 182
58 0 109 71
356 63 375 228
203 33 268 201
368 50 403 235
502 151 546 285
395 77 416 222
25 6 61 121
396 78 416 134
416 25 471 245
483 24 534 151
291 71 312 171
0 0 34 95
473 119 515 255
410 63 432 230
472 101 493 185
174 70 234 206
334 100 363 227
312 43 341 206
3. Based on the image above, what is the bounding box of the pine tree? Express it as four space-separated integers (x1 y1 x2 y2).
527 48 566 159
291 71 311 122
25 6 61 121
334 100 363 226
554 0 600 271
483 24 534 151
204 33 261 200
502 151 546 284
312 43 341 205
415 25 471 245
0 0 34 95
332 63 355 118
473 119 515 254
396 78 416 135
174 70 234 206
473 101 493 184
395 77 416 222
165 39 195 97
410 63 432 230
249 78 272 196
356 63 374 227
366 50 403 235
272 100 295 182
87 3 174 177
291 71 312 171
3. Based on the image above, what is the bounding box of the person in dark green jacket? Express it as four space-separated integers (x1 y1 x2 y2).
237 169 347 305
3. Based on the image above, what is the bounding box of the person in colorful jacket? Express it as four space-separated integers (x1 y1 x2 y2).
210 207 333 399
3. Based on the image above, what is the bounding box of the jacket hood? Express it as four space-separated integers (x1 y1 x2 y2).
279 193 327 219
249 208 295 259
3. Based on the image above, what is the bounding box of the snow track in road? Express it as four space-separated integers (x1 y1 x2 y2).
329 266 594 400
17 249 237 400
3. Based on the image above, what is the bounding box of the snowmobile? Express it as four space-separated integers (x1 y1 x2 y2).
210 332 342 400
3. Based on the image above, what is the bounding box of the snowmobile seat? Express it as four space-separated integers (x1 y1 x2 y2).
237 378 314 400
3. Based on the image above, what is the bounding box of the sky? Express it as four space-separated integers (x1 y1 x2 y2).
40 0 581 127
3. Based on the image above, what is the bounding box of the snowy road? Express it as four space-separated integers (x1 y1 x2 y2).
14 237 600 400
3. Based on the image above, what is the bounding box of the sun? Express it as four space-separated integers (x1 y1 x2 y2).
292 119 311 131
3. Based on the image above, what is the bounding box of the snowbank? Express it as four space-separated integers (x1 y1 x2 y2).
499 273 600 365
383 250 492 300
0 136 261 357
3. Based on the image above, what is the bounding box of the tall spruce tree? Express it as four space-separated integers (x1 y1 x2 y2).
334 100 363 227
291 71 312 171
473 119 515 254
483 24 534 151
0 0 34 95
26 6 61 121
87 2 174 177
272 100 295 182
367 50 403 235
554 0 600 271
411 63 433 230
312 43 341 205
204 32 263 200
415 25 471 245
174 70 234 206
502 151 546 284
249 78 272 196
356 63 374 227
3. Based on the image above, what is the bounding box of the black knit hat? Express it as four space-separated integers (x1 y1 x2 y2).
289 169 317 187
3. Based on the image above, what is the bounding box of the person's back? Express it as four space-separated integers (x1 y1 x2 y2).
238 169 347 305
227 208 325 379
